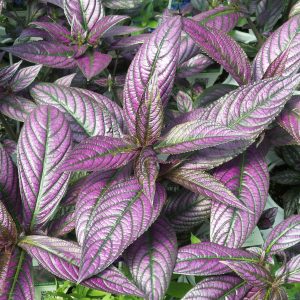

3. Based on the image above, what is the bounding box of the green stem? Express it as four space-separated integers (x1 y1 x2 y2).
246 17 264 48
0 113 17 141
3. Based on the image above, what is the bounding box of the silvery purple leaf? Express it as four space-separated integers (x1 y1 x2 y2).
111 34 148 50
175 91 193 113
210 146 269 248
136 73 163 146
244 287 267 300
192 6 240 32
164 190 210 232
76 51 111 80
71 15 86 39
166 168 251 212
102 0 144 9
177 53 213 78
156 119 245 155
17 105 72 231
124 217 177 300
276 254 300 283
258 208 278 230
1 139 17 157
94 75 126 88
123 16 181 135
182 18 251 85
9 64 42 92
182 275 249 300
64 0 104 31
222 261 273 287
253 16 300 80
246 247 274 265
30 21 71 44
174 242 258 275
0 95 36 122
18 235 144 297
0 248 34 300
54 73 76 86
88 16 129 44
178 34 200 65
78 179 166 281
31 83 123 141
135 147 159 203
0 200 17 248
60 136 138 172
263 215 300 255
263 50 290 79
2 42 82 69
290 1 300 18
0 61 22 86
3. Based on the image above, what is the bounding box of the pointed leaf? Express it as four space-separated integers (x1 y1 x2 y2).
9 64 42 92
276 254 300 283
174 242 258 275
18 235 144 297
253 16 300 80
54 73 76 86
76 51 111 80
64 0 104 31
78 179 166 281
263 215 300 255
60 136 138 172
31 83 123 141
0 200 17 248
167 168 251 212
263 50 290 79
0 95 36 122
272 169 300 185
175 91 193 113
124 217 177 300
182 18 251 85
182 275 249 300
164 190 211 232
178 34 200 65
222 261 273 287
2 42 80 69
210 146 269 248
258 208 278 230
123 16 181 135
17 105 72 231
0 61 22 86
102 0 144 9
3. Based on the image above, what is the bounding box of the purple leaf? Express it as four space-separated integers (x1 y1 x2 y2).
18 235 144 297
164 189 211 232
192 6 240 32
263 215 300 255
54 73 76 86
182 275 250 300
258 208 278 230
253 16 300 81
1 139 17 157
182 18 251 85
175 91 193 113
71 15 86 39
31 83 123 141
0 61 22 86
9 64 42 92
0 200 17 248
174 242 258 275
60 136 138 172
222 261 273 287
0 248 34 300
276 254 300 283
88 15 129 45
178 34 200 65
2 42 80 69
166 168 251 212
156 119 245 155
136 73 163 146
0 95 36 122
124 217 177 300
123 16 181 135
111 34 148 50
78 179 166 281
134 147 159 202
210 146 269 248
17 105 72 231
263 50 290 79
76 51 111 80
63 0 104 31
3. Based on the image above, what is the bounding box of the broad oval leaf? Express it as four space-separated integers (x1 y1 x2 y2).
54 73 76 86
124 217 177 300
174 242 258 275
123 16 181 135
276 254 300 283
18 235 144 297
31 83 123 141
253 15 300 81
0 200 17 248
164 190 211 232
182 275 249 300
175 91 193 113
0 61 22 86
17 105 72 231
263 215 300 255
166 168 251 212
60 136 138 172
78 179 166 282
210 146 269 248
182 18 251 85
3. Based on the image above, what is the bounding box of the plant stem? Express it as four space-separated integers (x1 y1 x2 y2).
246 17 264 48
0 113 17 141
